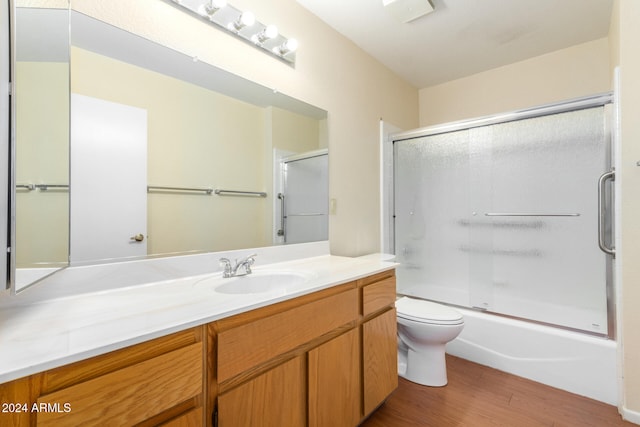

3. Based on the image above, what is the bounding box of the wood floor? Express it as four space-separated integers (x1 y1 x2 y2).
360 355 633 427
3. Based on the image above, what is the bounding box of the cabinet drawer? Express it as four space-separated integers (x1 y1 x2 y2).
362 276 396 317
217 288 358 383
36 342 203 426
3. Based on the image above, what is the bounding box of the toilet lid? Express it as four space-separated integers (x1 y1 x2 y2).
396 296 464 325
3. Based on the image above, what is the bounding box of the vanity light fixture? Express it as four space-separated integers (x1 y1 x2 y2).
165 0 298 66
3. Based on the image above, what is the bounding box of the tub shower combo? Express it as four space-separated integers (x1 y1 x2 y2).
391 94 618 404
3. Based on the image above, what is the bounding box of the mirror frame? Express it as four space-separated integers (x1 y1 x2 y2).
1 0 12 291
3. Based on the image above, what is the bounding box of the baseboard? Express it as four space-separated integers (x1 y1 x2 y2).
621 406 640 425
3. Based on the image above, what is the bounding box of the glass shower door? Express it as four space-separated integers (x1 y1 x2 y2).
394 105 611 334
394 128 473 307
281 152 329 244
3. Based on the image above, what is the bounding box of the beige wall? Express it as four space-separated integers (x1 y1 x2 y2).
15 62 68 267
419 38 611 126
613 0 640 419
269 107 323 153
70 0 419 257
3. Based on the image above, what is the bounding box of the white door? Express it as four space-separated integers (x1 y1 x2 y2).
70 94 147 263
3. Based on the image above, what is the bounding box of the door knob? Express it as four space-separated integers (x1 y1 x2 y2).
130 233 144 242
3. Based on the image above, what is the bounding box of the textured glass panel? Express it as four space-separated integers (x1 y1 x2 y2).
480 107 608 332
394 106 610 333
284 215 327 244
394 130 471 307
284 154 328 243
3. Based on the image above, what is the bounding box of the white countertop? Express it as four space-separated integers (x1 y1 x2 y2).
0 251 396 385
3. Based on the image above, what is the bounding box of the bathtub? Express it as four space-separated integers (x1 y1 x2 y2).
445 306 618 405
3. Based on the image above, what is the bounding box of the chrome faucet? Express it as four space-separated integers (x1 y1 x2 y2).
219 253 257 278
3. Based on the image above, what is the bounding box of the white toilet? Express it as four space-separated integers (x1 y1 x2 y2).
396 296 464 387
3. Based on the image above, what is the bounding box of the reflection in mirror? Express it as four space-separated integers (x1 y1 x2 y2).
13 6 328 292
14 6 70 289
275 150 329 244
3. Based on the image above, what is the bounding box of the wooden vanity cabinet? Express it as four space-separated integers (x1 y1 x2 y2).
217 355 306 426
210 270 397 427
359 270 398 417
211 282 360 427
362 308 398 415
0 326 207 427
308 328 360 427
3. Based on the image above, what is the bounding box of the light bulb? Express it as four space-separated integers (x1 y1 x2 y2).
264 24 278 39
273 38 298 56
240 11 256 27
251 24 279 44
228 10 256 32
284 38 298 53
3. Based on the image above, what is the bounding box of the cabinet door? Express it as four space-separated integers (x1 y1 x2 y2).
363 308 398 416
217 356 305 427
308 328 360 427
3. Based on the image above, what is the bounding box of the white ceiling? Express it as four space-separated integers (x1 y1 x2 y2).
295 0 613 88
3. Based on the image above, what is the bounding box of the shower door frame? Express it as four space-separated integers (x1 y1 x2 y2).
389 92 616 338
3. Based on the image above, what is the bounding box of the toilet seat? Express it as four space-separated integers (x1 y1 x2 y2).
396 296 464 326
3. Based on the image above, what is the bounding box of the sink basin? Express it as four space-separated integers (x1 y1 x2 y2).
194 270 316 295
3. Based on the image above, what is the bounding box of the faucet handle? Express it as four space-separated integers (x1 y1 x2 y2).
244 255 256 274
219 258 232 277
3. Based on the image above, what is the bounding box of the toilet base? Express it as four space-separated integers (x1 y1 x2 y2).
401 344 448 387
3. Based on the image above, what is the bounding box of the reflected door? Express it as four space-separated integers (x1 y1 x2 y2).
70 94 147 262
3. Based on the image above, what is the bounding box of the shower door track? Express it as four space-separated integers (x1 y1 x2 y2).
391 92 613 142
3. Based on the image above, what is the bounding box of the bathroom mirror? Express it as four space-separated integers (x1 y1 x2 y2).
14 6 70 288
13 5 328 291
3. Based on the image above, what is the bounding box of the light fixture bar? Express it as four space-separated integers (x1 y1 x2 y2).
167 0 297 65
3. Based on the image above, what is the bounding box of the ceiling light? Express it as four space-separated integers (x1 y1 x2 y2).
382 0 435 24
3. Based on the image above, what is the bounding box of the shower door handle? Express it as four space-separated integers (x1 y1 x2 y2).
277 193 286 239
598 170 615 256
